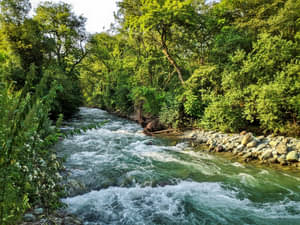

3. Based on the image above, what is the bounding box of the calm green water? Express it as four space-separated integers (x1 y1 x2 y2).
56 108 300 225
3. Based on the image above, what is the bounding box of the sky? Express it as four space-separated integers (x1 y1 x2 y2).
30 0 118 33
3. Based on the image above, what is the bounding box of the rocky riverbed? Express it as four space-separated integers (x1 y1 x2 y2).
182 130 300 169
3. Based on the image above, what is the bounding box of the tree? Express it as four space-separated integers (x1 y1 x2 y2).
0 0 46 86
118 0 203 85
34 1 88 77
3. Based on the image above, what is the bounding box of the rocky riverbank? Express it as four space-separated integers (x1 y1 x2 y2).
110 108 300 170
21 208 83 225
182 130 300 169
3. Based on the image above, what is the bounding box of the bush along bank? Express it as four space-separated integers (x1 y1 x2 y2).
183 130 300 169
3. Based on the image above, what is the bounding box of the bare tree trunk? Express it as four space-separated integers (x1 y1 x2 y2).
160 28 184 85
162 46 185 85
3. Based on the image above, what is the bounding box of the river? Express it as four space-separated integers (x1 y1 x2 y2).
55 107 300 225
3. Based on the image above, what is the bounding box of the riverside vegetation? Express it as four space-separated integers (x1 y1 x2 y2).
0 0 299 224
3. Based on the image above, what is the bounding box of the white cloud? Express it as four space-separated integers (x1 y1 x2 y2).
30 0 118 33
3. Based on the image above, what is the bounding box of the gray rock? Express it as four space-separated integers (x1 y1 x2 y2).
286 151 299 162
247 140 258 148
276 143 288 154
23 213 36 222
256 144 267 152
260 150 273 160
241 133 253 146
33 207 44 216
236 144 245 152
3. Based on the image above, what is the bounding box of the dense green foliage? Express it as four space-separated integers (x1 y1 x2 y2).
0 0 299 223
81 0 300 135
0 74 64 224
0 0 86 118
0 0 88 223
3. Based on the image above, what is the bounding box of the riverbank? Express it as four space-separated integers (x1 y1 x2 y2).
103 107 300 170
179 129 300 169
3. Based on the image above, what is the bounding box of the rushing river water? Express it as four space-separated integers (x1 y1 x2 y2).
56 107 300 225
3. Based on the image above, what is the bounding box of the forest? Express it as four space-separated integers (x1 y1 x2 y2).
0 0 299 223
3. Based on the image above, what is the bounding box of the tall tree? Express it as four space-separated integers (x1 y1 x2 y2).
0 0 45 85
118 0 203 85
34 1 88 77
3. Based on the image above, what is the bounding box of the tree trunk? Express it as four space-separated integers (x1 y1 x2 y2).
162 47 185 85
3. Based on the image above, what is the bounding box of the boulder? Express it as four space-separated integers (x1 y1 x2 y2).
256 144 267 152
236 144 245 152
260 150 273 160
276 143 288 155
23 214 36 222
241 133 253 146
269 140 279 148
247 140 258 148
33 208 44 216
286 151 299 162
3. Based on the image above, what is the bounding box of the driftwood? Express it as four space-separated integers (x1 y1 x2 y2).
143 129 183 136
151 129 176 134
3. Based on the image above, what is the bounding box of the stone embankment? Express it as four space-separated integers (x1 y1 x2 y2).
183 130 300 168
